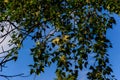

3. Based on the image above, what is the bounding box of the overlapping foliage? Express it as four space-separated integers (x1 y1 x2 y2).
0 0 120 80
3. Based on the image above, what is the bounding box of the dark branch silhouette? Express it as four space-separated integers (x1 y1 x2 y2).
0 73 24 80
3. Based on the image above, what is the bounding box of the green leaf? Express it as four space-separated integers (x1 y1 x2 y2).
30 69 35 75
36 69 40 75
12 56 18 61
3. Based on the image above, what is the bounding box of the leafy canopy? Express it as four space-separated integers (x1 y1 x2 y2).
0 0 120 80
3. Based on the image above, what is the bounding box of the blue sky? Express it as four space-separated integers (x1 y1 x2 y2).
1 14 120 80
1 37 57 80
107 13 120 79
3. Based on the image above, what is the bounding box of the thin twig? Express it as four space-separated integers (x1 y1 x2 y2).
0 73 24 80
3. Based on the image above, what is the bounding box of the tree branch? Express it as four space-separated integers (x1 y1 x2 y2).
0 73 24 80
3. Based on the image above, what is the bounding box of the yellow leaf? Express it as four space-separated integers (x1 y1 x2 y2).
36 41 40 46
42 68 44 71
17 43 21 48
107 5 110 10
63 35 69 42
60 55 66 62
71 43 76 47
86 0 90 3
4 0 9 3
43 18 46 21
35 11 40 17
52 37 60 44
59 47 65 51
57 12 60 17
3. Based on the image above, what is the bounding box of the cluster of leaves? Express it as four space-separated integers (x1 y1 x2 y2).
0 0 120 80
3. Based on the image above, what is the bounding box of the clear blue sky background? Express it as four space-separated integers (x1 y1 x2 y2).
107 13 120 80
1 14 120 80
